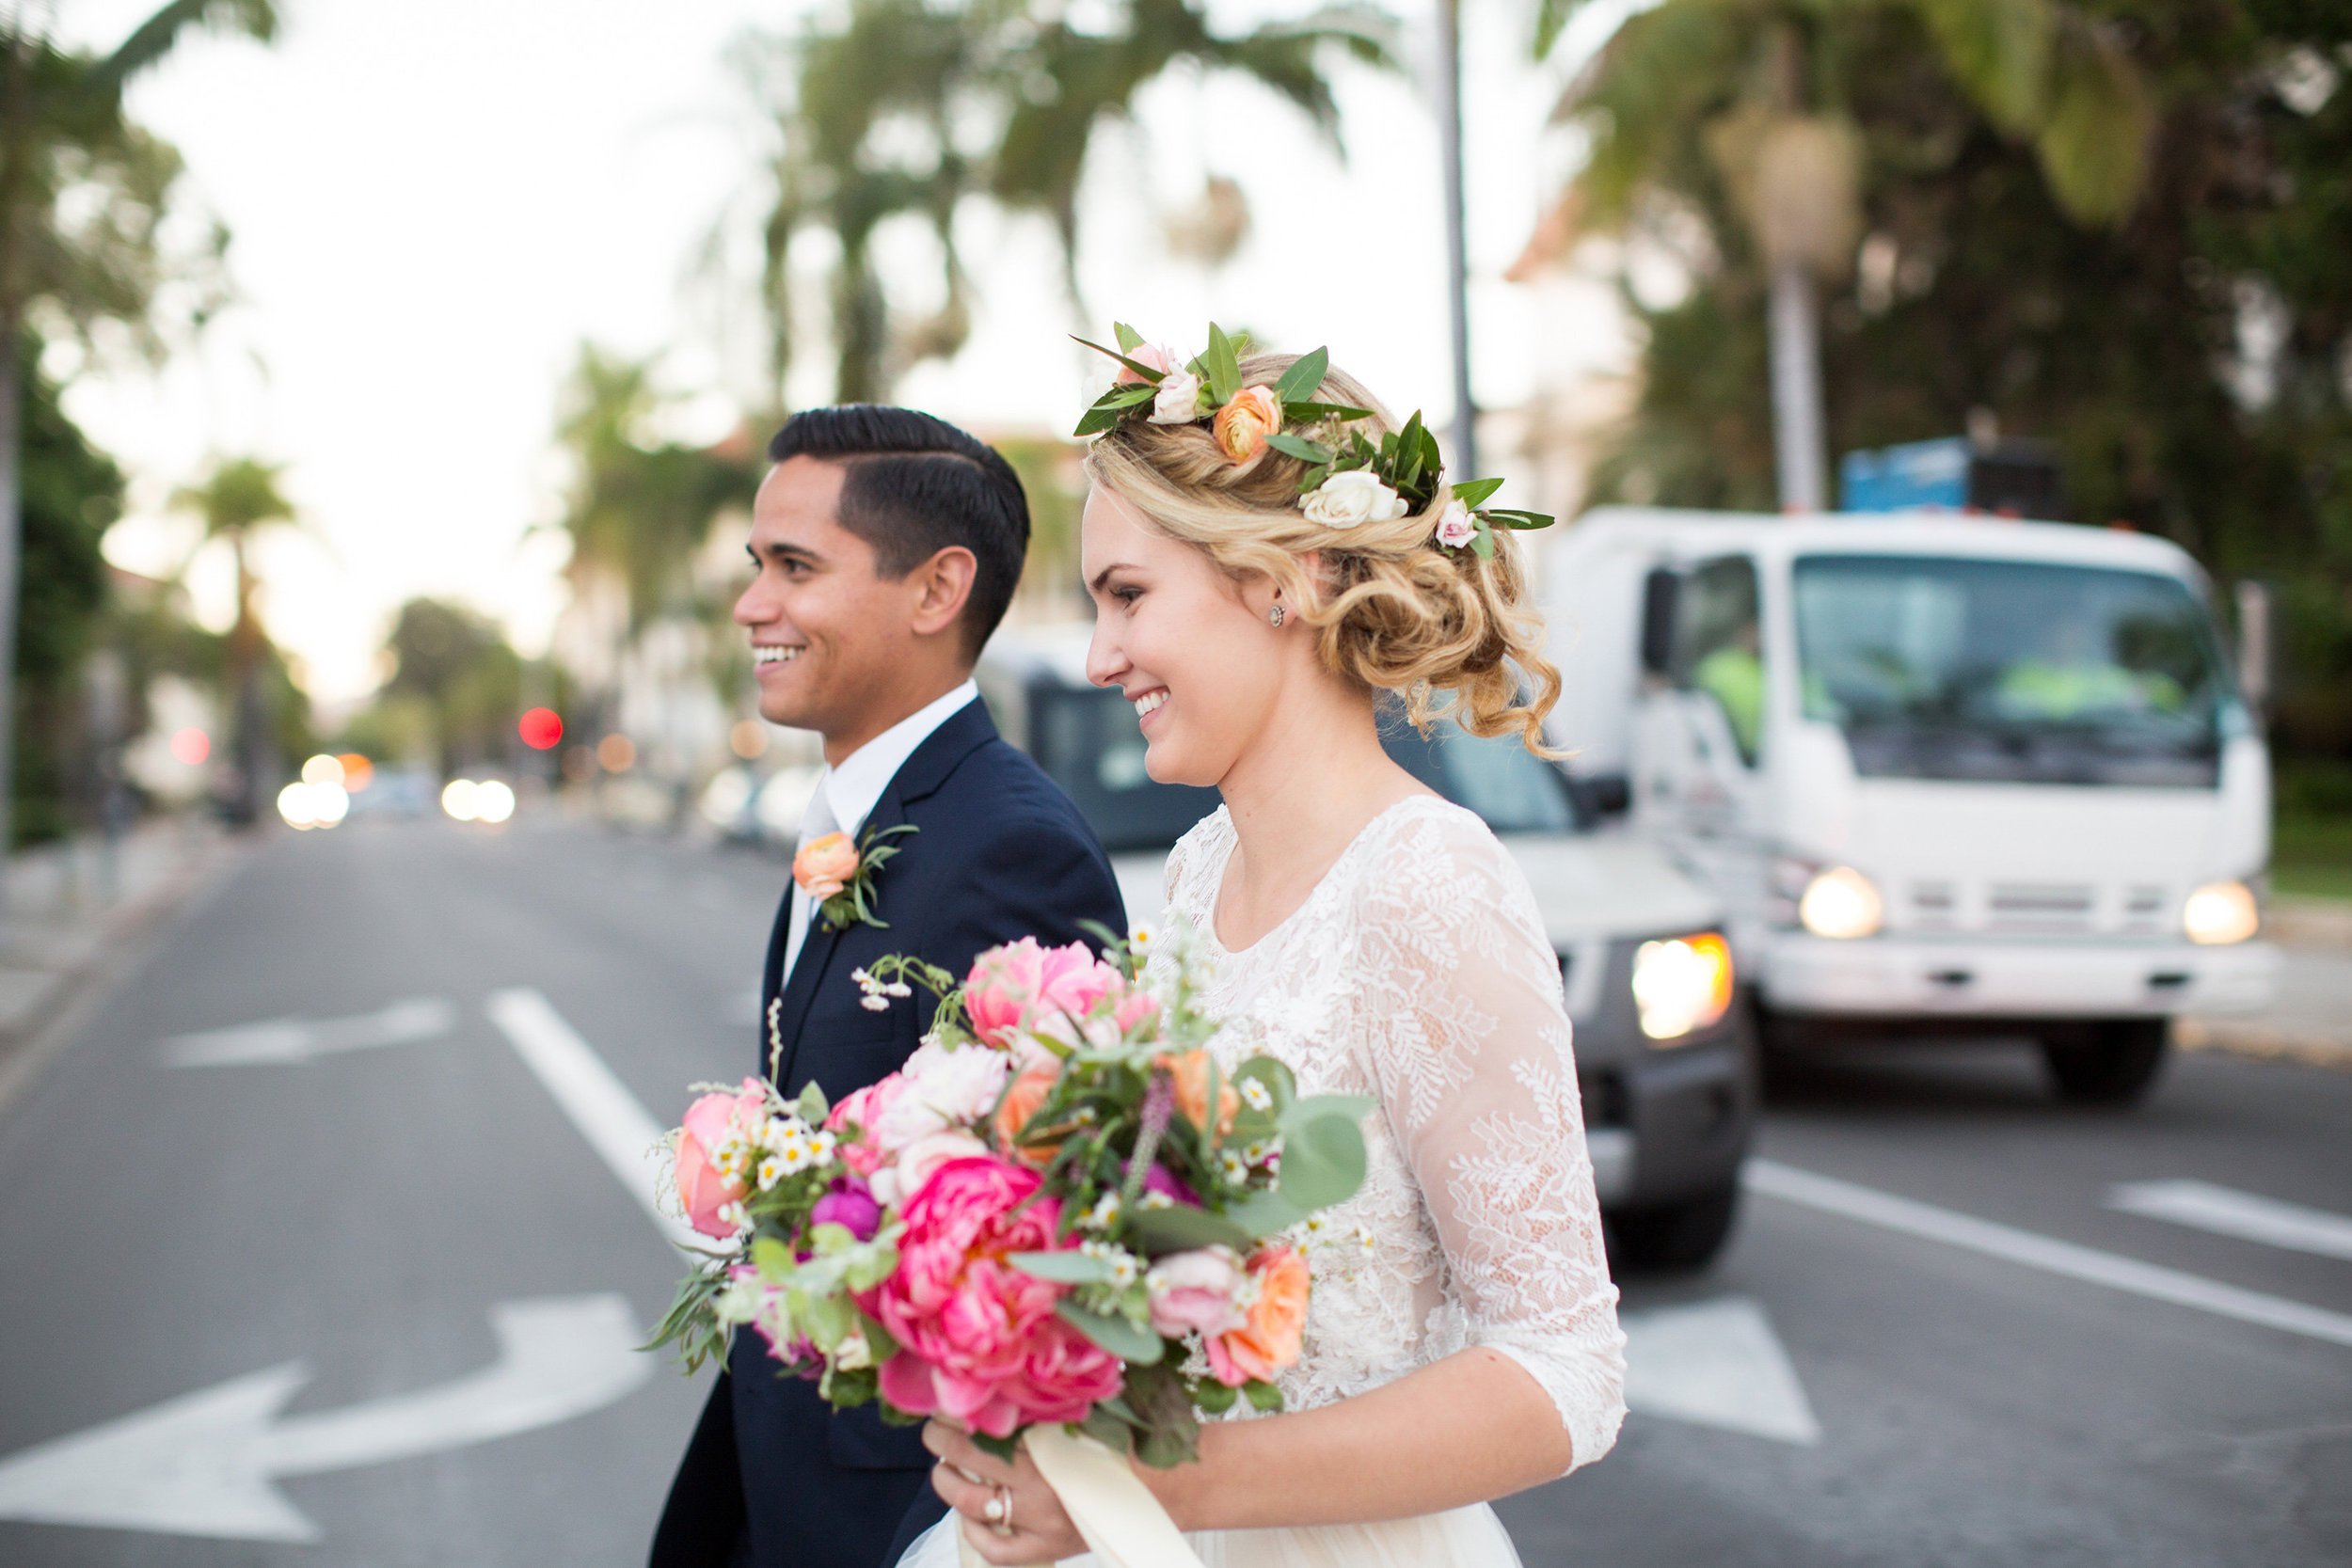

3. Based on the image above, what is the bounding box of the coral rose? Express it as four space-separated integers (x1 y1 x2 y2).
1206 1243 1310 1387
675 1078 767 1238
793 831 860 901
992 1060 1065 1166
1154 1049 1239 1140
862 1156 1122 1437
1213 385 1283 464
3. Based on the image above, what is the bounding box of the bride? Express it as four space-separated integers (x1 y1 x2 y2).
904 342 1626 1567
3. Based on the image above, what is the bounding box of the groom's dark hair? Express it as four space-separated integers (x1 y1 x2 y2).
769 405 1030 660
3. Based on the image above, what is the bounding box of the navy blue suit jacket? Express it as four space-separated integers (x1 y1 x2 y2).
650 697 1125 1568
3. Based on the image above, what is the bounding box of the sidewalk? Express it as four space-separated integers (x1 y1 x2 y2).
0 816 244 1059
2179 895 2352 1069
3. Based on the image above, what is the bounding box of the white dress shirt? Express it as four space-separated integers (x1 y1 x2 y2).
780 678 979 981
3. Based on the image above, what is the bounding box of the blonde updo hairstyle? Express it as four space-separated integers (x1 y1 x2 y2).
1083 351 1562 752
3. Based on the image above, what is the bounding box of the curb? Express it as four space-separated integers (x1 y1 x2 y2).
0 828 251 1112
2268 895 2352 953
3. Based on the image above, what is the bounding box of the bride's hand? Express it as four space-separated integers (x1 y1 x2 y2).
923 1418 1087 1564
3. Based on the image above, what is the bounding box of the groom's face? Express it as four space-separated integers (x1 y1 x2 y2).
734 457 917 741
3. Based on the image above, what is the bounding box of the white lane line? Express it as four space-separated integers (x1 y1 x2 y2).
1745 1159 2352 1351
484 987 696 1253
160 998 456 1067
2107 1180 2352 1262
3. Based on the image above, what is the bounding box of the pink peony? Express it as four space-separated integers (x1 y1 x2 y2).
1144 1246 1248 1338
826 1076 907 1177
876 1130 989 1208
964 938 1129 1049
676 1078 768 1238
862 1155 1123 1437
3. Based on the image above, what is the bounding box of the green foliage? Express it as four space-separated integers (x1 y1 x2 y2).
378 597 524 771
735 0 1390 404
1565 2 2352 761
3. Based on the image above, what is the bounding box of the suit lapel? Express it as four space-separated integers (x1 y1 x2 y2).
770 698 999 1089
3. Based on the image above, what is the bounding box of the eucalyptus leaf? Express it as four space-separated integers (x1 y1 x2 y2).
1218 1188 1303 1236
1243 1379 1286 1413
1450 476 1504 509
1010 1249 1118 1285
1263 433 1331 464
1124 1203 1255 1257
1055 1300 1166 1363
1193 1377 1238 1415
751 1236 796 1282
1204 323 1242 404
1271 346 1328 405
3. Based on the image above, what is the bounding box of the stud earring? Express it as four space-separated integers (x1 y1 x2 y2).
1268 603 1285 629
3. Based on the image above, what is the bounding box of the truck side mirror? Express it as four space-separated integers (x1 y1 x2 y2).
1639 567 1679 678
2233 578 2273 718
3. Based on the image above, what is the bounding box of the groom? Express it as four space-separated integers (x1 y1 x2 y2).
650 407 1125 1568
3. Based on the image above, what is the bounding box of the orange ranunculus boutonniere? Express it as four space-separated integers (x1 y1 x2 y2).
793 821 916 932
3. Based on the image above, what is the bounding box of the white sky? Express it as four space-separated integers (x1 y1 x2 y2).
61 1 1635 710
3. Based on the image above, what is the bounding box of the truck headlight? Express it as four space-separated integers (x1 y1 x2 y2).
2182 880 2259 945
1799 865 1883 940
1633 932 1735 1042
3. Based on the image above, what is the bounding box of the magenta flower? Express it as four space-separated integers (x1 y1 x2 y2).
811 1179 882 1242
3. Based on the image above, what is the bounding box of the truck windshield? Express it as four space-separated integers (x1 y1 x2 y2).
1025 685 1579 850
1791 553 2231 787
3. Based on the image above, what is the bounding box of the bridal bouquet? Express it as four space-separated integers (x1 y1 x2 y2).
647 924 1370 1475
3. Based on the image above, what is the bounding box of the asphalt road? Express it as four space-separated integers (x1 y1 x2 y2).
1 814 2345 1567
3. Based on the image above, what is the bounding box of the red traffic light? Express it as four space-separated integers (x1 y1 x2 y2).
518 707 564 751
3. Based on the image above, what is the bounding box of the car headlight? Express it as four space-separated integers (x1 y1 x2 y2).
1798 865 1883 940
2182 880 2259 945
1632 931 1735 1042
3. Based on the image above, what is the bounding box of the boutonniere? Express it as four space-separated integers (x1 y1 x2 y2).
793 822 917 933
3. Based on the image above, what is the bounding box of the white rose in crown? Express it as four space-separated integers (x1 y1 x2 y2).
1301 467 1411 528
1435 499 1477 549
1149 369 1204 424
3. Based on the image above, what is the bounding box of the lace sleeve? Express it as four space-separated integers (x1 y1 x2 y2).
1352 803 1628 1474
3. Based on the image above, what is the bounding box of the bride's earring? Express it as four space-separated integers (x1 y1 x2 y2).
1267 602 1285 629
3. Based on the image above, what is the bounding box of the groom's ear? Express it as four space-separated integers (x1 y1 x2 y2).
905 545 980 642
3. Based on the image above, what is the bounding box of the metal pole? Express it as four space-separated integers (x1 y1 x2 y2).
1435 0 1476 479
1767 259 1827 512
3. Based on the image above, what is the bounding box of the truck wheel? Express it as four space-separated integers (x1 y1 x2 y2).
1610 1181 1741 1273
2041 1019 2171 1107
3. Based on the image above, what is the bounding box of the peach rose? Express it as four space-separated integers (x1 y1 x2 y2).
792 831 859 901
1154 1049 1239 1140
1213 385 1283 464
1206 1243 1310 1386
992 1060 1065 1166
1117 342 1178 385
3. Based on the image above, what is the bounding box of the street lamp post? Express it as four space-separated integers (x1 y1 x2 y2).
1435 0 1476 479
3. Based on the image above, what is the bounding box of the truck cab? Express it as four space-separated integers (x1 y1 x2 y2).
977 625 1757 1269
1545 507 2280 1105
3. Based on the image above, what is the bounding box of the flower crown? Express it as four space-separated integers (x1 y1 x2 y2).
1073 322 1553 557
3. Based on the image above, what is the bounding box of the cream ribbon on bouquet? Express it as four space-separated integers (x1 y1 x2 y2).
956 1426 1206 1568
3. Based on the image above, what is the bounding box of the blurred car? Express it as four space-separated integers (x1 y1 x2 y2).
977 626 1756 1270
342 765 436 819
753 763 825 854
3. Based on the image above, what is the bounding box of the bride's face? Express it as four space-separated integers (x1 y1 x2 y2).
1082 485 1287 788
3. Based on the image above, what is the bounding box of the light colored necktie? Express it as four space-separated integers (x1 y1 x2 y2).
780 781 839 986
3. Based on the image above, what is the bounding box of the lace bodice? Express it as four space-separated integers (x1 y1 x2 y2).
1161 796 1627 1475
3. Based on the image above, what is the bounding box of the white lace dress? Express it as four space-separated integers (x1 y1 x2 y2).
902 795 1627 1567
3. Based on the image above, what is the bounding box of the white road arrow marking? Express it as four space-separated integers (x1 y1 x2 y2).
1749 1159 2352 1350
2106 1179 2352 1262
1621 1295 1821 1446
0 1293 648 1542
485 986 697 1252
160 998 456 1068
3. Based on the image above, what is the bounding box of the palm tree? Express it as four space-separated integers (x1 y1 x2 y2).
171 456 299 822
1536 0 2153 510
0 0 278 876
733 0 1389 406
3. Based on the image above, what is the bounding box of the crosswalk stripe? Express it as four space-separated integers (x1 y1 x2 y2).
2106 1180 2352 1263
1746 1160 2352 1351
